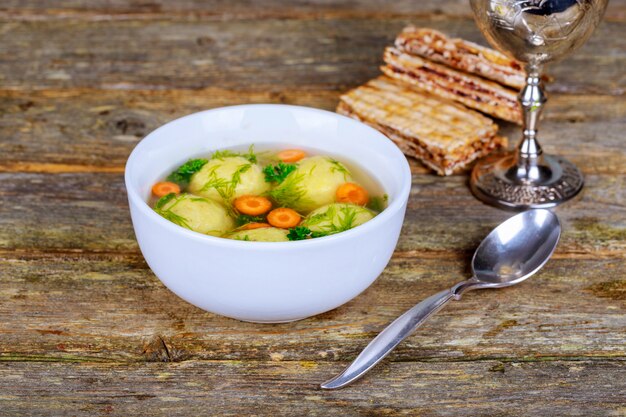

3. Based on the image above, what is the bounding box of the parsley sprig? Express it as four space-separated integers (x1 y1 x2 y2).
263 162 297 184
286 226 327 241
167 159 208 185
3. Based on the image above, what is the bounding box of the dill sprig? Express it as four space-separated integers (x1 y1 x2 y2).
154 192 176 209
268 170 310 209
304 204 363 235
200 162 252 202
154 193 191 229
211 144 257 163
327 157 351 180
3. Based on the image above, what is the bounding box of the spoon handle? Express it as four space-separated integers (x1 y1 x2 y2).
320 288 457 390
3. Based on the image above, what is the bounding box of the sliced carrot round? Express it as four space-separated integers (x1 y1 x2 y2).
234 195 272 216
241 222 271 230
336 182 369 206
277 149 306 163
152 181 181 197
267 208 301 229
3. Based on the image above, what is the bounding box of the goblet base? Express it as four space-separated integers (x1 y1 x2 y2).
470 152 583 210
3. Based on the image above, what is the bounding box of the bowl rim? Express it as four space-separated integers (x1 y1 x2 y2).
125 103 412 251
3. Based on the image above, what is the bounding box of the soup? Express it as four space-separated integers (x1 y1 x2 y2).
149 145 388 242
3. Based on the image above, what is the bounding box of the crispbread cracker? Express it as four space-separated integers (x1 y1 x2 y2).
383 47 521 124
396 27 525 89
337 76 507 175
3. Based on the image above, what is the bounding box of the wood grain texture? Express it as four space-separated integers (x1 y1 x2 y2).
2 0 625 21
1 254 624 362
1 89 625 174
1 1 625 414
0 19 624 94
0 172 624 256
0 360 624 417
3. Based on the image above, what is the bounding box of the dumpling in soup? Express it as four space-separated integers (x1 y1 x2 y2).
227 227 289 242
302 203 375 235
270 156 353 213
154 193 234 236
189 156 269 203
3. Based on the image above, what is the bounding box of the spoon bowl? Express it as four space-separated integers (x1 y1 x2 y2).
472 209 561 285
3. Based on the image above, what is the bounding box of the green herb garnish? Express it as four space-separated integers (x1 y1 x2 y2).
154 194 191 229
155 192 176 209
287 226 311 241
303 204 365 236
367 194 388 213
211 144 257 163
263 162 297 184
287 226 327 241
236 214 265 227
167 159 208 185
200 162 252 202
268 170 310 209
327 157 350 180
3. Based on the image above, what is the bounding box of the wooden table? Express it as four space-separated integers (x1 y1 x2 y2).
1 1 625 415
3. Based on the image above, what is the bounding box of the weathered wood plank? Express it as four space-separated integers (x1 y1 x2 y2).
0 19 623 94
0 0 475 20
0 360 624 416
2 0 625 21
0 88 338 171
1 89 625 175
1 253 624 362
1 172 624 255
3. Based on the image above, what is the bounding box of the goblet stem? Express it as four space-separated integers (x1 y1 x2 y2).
469 61 584 209
515 64 547 184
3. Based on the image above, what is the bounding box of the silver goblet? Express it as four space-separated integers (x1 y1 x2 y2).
469 0 608 209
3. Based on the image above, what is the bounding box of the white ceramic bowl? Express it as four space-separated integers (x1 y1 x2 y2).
125 104 411 322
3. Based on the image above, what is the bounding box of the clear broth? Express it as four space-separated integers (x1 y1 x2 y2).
150 143 388 211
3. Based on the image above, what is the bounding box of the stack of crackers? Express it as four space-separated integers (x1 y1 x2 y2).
338 28 526 176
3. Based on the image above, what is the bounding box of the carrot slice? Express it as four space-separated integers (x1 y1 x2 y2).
234 195 272 216
241 222 271 230
267 208 301 229
336 182 369 205
152 181 181 197
277 149 306 163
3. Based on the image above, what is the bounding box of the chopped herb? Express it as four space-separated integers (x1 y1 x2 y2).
287 226 312 241
327 157 351 180
287 226 328 241
154 192 176 209
304 204 368 236
263 162 297 184
367 194 388 213
269 170 311 209
211 144 257 163
242 144 257 164
154 194 191 229
210 149 238 160
236 214 265 226
200 162 252 202
158 210 191 229
167 159 208 185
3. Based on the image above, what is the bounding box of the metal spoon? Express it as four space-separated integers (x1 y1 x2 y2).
321 209 560 389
